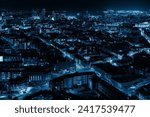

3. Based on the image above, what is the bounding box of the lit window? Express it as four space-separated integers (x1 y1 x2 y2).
0 56 3 62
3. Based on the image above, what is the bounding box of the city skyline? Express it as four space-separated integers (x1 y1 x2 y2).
0 9 150 100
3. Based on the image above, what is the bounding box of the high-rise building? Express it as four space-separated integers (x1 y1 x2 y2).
40 8 46 20
31 10 40 20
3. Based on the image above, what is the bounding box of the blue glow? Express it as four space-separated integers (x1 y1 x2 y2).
0 9 150 100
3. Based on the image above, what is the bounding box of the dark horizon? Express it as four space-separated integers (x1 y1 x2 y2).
0 0 150 11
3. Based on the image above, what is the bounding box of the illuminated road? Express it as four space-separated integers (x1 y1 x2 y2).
139 28 150 44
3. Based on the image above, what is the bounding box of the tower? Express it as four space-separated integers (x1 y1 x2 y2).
40 8 46 20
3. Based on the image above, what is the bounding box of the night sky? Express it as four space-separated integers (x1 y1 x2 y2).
0 0 150 11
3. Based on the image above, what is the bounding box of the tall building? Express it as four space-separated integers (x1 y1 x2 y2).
31 10 40 20
40 8 46 20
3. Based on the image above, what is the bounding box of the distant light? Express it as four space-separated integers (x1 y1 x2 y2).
51 17 55 21
67 16 77 20
0 56 3 62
